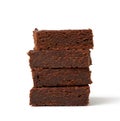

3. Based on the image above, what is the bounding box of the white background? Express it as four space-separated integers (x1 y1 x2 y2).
0 0 120 120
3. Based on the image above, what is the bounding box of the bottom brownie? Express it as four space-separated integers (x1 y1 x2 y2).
30 85 90 106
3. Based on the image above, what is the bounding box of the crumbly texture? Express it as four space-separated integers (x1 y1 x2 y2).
32 68 92 87
28 49 91 68
30 85 90 106
33 29 93 50
28 28 93 106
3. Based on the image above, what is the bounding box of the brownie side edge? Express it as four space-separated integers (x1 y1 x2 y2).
28 49 91 68
33 29 93 50
30 85 90 106
32 68 92 87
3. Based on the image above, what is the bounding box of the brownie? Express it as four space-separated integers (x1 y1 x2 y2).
30 85 90 106
32 68 92 87
33 28 93 50
28 49 91 68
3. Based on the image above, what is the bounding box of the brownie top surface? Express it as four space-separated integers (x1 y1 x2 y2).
34 28 92 33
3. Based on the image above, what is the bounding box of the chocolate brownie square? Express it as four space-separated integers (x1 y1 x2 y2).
32 68 92 87
30 85 90 106
33 29 93 50
28 49 91 68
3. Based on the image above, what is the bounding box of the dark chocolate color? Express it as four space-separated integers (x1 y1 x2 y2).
28 49 91 68
32 68 92 87
30 85 90 106
33 29 93 50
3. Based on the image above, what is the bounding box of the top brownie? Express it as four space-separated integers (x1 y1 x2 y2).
33 28 93 50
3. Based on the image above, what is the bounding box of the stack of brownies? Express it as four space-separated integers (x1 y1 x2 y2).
28 28 93 106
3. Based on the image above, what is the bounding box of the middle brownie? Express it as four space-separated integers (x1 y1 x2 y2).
28 49 91 68
32 68 92 87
